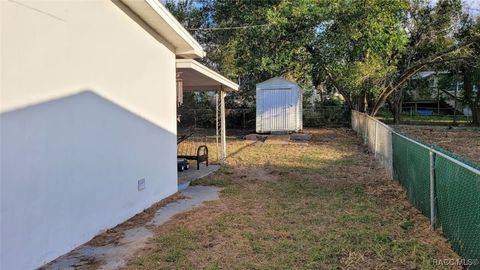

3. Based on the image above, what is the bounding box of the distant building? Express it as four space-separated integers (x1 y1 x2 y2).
406 71 476 116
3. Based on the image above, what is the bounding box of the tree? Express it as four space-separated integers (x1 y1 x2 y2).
166 0 328 107
309 0 410 113
311 0 479 119
456 15 480 125
166 0 479 119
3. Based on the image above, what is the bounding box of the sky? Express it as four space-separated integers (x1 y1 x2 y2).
433 0 480 16
464 0 479 16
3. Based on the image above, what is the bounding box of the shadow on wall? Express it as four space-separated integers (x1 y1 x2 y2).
0 90 177 270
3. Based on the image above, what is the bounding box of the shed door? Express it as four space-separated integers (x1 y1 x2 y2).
261 88 292 132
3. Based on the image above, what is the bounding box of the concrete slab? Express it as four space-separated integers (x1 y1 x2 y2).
150 186 220 226
271 130 290 135
178 163 220 190
43 186 221 270
290 133 312 141
245 134 258 141
244 134 268 142
264 135 291 144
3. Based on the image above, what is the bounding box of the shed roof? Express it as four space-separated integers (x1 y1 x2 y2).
256 77 300 88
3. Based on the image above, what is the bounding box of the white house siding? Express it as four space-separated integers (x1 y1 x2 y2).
0 1 178 270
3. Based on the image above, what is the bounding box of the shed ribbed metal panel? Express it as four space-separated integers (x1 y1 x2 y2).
256 77 303 133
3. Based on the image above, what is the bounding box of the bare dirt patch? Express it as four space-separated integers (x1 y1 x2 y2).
397 125 480 163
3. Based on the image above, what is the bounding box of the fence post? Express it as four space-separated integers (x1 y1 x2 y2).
374 121 378 157
193 109 197 128
429 150 436 230
363 115 368 145
243 110 246 129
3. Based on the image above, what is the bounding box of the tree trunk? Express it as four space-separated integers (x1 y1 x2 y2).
363 92 368 113
319 82 325 104
462 69 480 126
386 98 401 124
325 70 354 110
394 110 401 124
472 90 480 126
388 96 403 124
390 100 400 125
472 107 480 126
359 91 368 113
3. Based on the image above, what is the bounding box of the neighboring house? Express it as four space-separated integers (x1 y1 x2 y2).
407 71 476 116
0 1 237 269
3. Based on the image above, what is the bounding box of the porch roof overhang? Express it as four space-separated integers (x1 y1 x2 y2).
176 59 239 92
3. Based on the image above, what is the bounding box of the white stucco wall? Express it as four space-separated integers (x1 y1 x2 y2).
0 1 178 269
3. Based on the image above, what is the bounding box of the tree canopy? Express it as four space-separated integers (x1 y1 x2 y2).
166 0 480 122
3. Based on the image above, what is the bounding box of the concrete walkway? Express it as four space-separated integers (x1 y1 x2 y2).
43 186 221 270
178 164 220 190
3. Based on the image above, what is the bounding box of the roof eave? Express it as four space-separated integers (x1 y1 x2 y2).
176 59 239 92
120 0 205 59
256 77 300 87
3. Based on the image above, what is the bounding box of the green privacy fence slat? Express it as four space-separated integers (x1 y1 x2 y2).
435 155 480 264
392 133 431 217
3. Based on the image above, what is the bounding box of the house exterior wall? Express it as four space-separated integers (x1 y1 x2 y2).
256 78 303 133
1 1 177 269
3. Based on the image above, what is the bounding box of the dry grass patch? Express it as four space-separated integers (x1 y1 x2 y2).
125 128 460 270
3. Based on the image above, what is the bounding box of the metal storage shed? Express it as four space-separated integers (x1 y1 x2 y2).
256 77 303 133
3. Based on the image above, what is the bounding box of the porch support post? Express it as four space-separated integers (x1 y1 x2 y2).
220 87 227 162
215 92 220 162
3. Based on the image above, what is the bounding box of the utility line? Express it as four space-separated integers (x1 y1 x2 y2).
189 20 311 31
189 24 271 31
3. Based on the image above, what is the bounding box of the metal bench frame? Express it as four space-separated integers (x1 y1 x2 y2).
178 145 208 170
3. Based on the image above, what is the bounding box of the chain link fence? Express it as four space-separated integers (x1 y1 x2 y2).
351 110 480 266
351 111 393 178
392 133 432 217
303 106 351 127
435 153 480 263
179 106 350 130
178 108 255 129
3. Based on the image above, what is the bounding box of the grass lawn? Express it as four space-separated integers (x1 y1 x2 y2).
126 128 460 269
